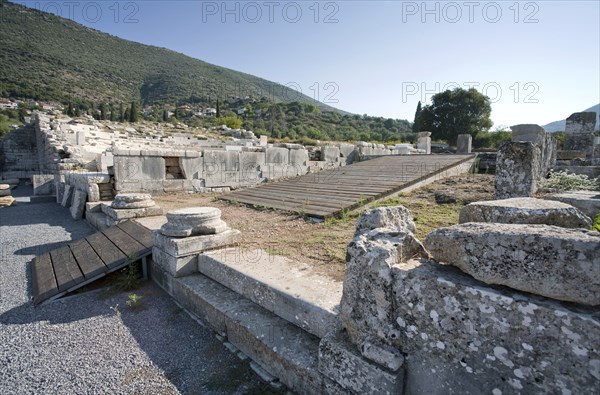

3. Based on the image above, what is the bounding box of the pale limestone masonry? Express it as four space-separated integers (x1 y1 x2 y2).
456 134 472 154
495 124 556 199
153 207 240 277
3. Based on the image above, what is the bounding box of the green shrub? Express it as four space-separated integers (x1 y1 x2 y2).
539 171 600 191
593 214 600 232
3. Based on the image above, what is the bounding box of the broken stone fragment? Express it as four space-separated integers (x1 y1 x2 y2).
459 197 592 229
424 223 600 306
160 207 228 237
341 206 429 348
111 193 156 209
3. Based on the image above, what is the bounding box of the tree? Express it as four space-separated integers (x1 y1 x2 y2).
129 101 138 122
412 101 422 133
418 88 492 145
119 102 124 122
216 99 220 118
109 103 115 121
163 109 168 122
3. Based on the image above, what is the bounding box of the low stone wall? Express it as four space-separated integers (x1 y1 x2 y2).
331 205 599 394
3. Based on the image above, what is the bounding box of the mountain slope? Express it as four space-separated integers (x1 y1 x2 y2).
0 1 340 112
543 104 600 132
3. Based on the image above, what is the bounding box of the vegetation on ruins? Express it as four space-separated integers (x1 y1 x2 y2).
539 170 600 191
418 88 493 145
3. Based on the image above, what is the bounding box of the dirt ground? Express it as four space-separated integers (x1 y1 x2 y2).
153 174 495 282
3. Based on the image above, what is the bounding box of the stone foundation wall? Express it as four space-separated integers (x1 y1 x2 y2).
0 123 40 179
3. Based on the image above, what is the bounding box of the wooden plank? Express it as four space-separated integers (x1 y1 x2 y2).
102 226 147 260
86 232 128 270
229 187 358 205
116 221 153 249
225 190 355 209
50 246 84 292
32 253 59 304
68 238 108 279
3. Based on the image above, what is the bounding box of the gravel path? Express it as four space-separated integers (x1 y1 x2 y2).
0 200 269 394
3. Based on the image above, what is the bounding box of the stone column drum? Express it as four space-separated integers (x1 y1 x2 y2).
152 207 240 278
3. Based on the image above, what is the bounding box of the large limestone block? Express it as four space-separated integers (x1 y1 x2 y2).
494 141 540 198
0 196 15 207
114 155 165 182
456 134 472 154
32 174 55 196
179 157 204 179
424 223 600 305
391 259 600 395
61 184 74 207
322 146 340 162
511 124 546 146
544 190 600 219
459 198 592 228
265 147 289 164
70 189 87 219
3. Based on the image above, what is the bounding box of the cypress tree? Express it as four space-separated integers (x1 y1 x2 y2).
412 101 422 134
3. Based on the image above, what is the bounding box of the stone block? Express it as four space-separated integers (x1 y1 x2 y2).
70 189 87 219
0 189 11 197
494 141 540 198
424 223 600 305
456 134 472 154
198 248 342 339
0 196 15 207
354 206 417 236
511 124 546 146
565 112 597 154
55 182 65 203
289 149 308 167
322 146 340 162
318 330 404 395
417 136 431 154
61 184 74 207
266 147 289 164
101 203 162 220
114 155 165 182
152 246 197 277
87 183 100 202
85 201 103 213
341 208 428 347
259 135 268 146
152 228 241 258
203 150 240 173
391 259 600 395
544 190 600 219
32 174 55 196
459 197 592 228
179 157 204 179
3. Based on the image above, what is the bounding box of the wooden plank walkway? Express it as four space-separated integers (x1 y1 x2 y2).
31 220 153 305
220 154 476 218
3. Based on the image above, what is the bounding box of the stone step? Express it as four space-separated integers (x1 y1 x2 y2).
197 248 343 339
154 268 324 394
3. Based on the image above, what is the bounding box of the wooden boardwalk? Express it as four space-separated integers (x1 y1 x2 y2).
221 154 476 218
32 220 153 305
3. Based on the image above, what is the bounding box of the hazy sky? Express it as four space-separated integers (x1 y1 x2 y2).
15 0 600 127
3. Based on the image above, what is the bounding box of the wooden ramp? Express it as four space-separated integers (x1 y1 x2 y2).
221 154 476 218
31 220 153 305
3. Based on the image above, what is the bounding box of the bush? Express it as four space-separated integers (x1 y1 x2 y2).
539 171 600 191
593 214 600 232
216 116 242 129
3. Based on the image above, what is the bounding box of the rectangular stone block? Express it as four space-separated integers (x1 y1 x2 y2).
85 201 104 213
152 229 241 258
424 223 600 306
456 134 472 154
61 184 74 207
70 188 87 219
266 147 289 164
152 246 197 277
495 141 540 198
179 157 204 179
114 155 165 182
87 183 100 202
101 204 163 220
318 330 403 394
55 182 65 203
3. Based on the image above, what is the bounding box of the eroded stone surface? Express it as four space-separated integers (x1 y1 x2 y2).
354 206 416 235
392 259 600 395
0 196 15 207
459 197 592 228
70 189 87 220
0 184 11 190
424 223 600 305
341 207 428 348
544 190 600 219
495 142 540 198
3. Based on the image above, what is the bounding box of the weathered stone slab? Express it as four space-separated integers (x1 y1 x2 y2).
101 203 163 220
456 134 472 154
318 330 404 395
424 223 600 305
494 141 540 198
198 248 342 339
179 157 204 179
265 147 289 164
152 228 240 258
459 197 592 228
70 189 87 219
55 182 65 203
0 189 10 197
544 190 600 219
391 259 600 395
322 146 340 162
152 246 197 278
565 112 597 154
0 184 9 190
61 184 74 207
114 155 166 182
